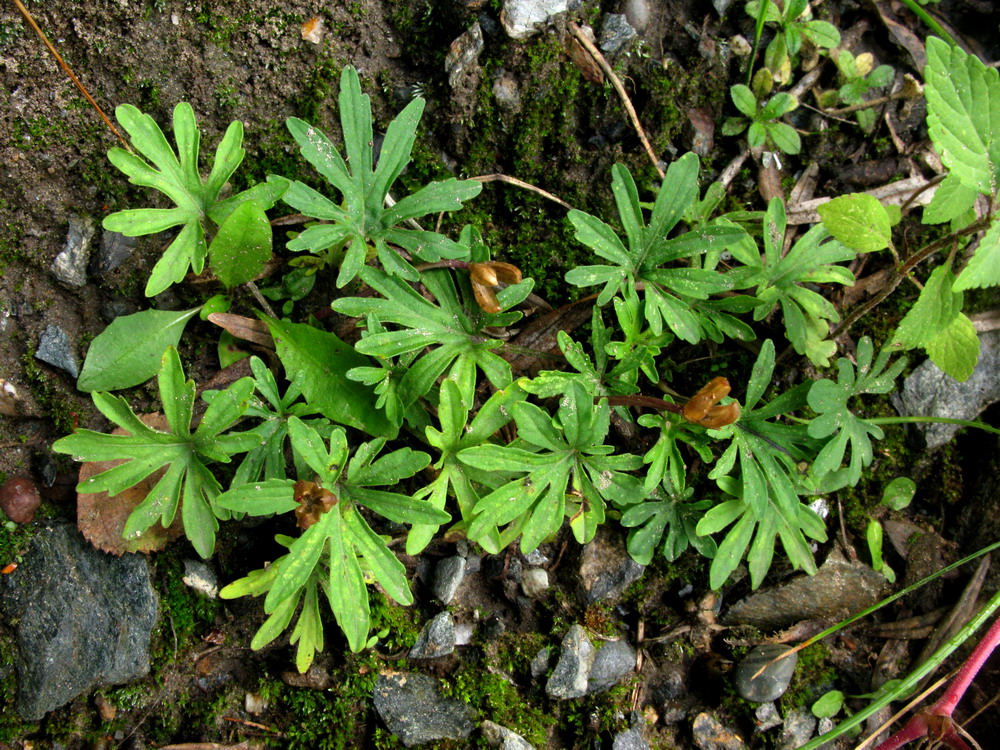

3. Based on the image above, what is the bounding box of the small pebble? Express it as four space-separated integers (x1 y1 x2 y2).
0 477 41 523
733 644 798 703
521 567 549 597
36 324 80 378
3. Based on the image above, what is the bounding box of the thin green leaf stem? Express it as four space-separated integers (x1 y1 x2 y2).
896 0 958 47
868 416 1000 437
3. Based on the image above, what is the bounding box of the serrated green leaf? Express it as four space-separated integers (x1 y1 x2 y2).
77 307 200 392
954 218 1000 290
923 173 979 225
925 36 1000 196
817 193 892 253
926 311 980 382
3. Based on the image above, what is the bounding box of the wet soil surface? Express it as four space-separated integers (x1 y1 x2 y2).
2 0 1000 748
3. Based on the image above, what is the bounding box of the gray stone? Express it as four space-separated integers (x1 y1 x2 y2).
482 720 535 749
546 624 594 699
530 647 551 680
493 73 521 110
612 722 649 750
182 559 218 598
588 639 636 693
0 523 157 720
691 712 746 750
521 567 549 597
713 0 735 15
579 527 644 603
600 14 637 54
445 23 484 89
35 324 80 378
373 671 475 747
51 214 95 287
91 230 138 275
723 550 887 630
409 611 456 659
501 0 568 39
432 555 466 603
778 708 817 750
524 549 549 566
893 330 1000 449
734 645 798 703
619 0 649 33
754 702 782 732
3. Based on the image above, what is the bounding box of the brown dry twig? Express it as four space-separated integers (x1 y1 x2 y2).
567 21 664 179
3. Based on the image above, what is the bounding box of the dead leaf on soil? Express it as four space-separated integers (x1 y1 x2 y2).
207 313 275 349
77 412 183 556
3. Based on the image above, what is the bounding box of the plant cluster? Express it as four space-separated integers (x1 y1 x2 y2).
51 30 1000 678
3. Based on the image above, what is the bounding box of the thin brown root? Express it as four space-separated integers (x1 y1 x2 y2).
568 21 665 179
12 0 131 151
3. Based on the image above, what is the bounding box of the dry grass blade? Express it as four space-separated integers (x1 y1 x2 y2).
473 174 572 210
11 0 130 150
567 21 664 179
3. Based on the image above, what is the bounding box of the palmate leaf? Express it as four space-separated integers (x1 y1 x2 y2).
333 263 528 408
281 67 481 287
807 337 907 489
217 418 448 661
459 382 643 554
103 102 287 296
564 157 747 344
52 346 254 558
729 197 856 366
697 340 827 589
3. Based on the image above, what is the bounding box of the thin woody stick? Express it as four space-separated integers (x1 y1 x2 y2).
568 21 665 179
11 0 131 151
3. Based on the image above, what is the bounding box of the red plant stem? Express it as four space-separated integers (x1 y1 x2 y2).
931 612 1000 717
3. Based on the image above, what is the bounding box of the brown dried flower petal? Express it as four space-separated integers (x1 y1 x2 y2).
469 262 523 314
697 402 741 429
682 377 731 423
293 480 338 529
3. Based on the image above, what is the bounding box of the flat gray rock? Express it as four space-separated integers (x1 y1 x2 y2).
612 722 649 750
691 712 746 750
373 671 475 747
893 330 1000 449
432 555 466 604
91 229 138 275
778 708 817 750
445 23 484 88
409 611 456 659
600 14 638 54
501 0 568 39
588 639 636 694
579 527 644 604
36 324 80 378
0 523 157 720
51 214 95 287
723 550 887 630
482 720 535 749
546 624 594 699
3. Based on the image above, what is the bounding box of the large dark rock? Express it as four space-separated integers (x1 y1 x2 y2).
373 671 475 747
0 523 158 720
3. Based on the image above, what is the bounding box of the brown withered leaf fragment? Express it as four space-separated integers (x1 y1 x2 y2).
77 413 184 555
682 377 731 422
563 34 604 84
207 313 275 349
293 480 338 529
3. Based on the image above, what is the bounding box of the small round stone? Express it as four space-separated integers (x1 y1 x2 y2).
0 477 41 523
733 644 798 702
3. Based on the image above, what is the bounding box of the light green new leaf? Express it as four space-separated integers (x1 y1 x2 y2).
817 193 892 253
924 36 1000 197
77 307 200 392
923 173 980 225
893 262 980 381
